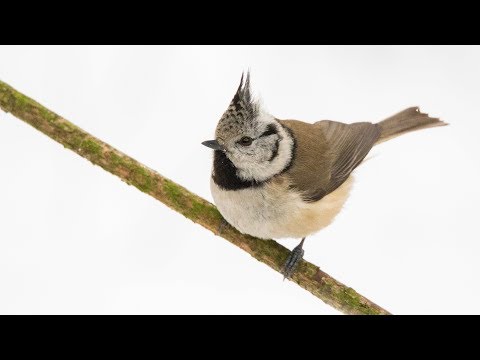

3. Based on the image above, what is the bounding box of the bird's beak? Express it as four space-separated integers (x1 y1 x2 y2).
202 140 225 151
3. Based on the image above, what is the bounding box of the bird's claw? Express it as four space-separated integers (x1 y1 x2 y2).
281 240 305 280
217 218 229 236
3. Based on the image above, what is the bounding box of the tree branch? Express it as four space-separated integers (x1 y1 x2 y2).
0 79 391 315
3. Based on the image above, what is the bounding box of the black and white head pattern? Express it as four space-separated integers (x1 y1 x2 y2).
212 72 295 190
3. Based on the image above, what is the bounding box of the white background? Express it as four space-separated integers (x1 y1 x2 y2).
0 45 478 315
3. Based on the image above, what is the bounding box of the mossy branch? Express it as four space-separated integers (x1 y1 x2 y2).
0 79 391 315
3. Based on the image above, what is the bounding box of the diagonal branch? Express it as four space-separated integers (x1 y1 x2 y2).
0 79 390 315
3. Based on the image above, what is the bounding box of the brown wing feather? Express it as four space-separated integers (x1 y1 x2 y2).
317 120 380 193
280 119 380 202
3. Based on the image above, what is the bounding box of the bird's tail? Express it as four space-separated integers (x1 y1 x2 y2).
376 107 447 144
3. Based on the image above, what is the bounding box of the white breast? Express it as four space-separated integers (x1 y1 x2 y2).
210 176 354 240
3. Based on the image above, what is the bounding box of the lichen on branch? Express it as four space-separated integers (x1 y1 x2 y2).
0 79 390 315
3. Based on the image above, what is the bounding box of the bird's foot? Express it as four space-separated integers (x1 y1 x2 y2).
217 218 229 236
281 238 305 280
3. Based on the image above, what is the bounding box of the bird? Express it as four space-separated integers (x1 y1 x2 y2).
202 72 447 279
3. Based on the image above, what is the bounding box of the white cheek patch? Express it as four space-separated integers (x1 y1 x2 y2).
235 121 294 182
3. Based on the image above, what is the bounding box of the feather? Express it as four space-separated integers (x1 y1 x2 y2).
279 119 380 202
376 106 447 144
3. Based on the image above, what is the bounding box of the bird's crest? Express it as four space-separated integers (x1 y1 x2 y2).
221 71 259 126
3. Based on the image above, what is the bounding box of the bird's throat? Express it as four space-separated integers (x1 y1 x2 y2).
212 151 263 191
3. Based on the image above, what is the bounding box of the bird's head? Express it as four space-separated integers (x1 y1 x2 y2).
202 72 295 183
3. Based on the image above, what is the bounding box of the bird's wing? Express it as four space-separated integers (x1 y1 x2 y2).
279 119 380 202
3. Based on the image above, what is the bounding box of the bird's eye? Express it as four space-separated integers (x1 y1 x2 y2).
239 136 253 146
